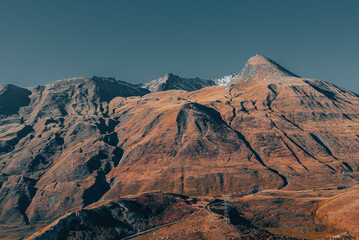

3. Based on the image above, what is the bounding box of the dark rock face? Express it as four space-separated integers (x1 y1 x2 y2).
0 56 359 239
0 84 31 115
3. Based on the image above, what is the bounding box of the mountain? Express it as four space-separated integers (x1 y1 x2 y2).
1 55 359 239
104 55 359 198
28 76 149 117
0 76 148 227
141 73 216 92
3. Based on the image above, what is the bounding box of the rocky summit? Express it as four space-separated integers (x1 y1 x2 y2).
0 55 358 239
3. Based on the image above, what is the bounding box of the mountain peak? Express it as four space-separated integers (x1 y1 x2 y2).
247 54 273 65
237 55 300 83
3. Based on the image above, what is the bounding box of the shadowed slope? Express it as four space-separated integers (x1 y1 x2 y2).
0 84 31 115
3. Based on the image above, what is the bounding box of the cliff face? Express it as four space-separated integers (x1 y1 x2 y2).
1 55 359 239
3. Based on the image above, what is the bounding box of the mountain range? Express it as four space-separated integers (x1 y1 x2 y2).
0 54 358 239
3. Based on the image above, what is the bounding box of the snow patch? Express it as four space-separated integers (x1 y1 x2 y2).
213 73 239 86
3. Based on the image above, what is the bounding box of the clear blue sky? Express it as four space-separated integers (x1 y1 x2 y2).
0 0 358 92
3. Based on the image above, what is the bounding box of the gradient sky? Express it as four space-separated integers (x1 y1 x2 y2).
0 0 358 92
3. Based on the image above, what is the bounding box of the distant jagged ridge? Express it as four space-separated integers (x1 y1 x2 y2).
140 72 241 92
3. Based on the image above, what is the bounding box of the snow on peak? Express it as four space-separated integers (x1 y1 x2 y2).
212 73 239 86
